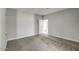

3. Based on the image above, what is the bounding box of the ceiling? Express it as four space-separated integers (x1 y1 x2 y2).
14 8 67 15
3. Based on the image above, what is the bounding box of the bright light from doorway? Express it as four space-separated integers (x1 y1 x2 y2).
39 20 48 34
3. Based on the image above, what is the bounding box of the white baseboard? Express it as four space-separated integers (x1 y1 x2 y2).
8 34 79 43
8 36 26 41
48 34 79 43
7 34 39 41
7 34 37 41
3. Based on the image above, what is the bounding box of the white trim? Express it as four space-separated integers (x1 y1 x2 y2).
7 34 38 41
8 35 33 41
8 34 79 43
49 34 79 43
8 36 26 41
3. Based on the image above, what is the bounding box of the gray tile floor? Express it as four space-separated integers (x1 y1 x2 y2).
6 34 79 51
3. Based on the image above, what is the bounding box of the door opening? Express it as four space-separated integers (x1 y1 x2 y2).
39 19 48 34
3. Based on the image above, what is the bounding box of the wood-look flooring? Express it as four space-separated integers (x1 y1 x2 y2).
6 34 79 51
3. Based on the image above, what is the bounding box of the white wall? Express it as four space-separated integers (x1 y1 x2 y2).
35 15 42 34
6 9 36 40
45 9 79 42
0 8 7 50
16 11 35 38
6 9 17 39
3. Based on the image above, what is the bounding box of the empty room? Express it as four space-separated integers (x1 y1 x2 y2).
0 8 79 51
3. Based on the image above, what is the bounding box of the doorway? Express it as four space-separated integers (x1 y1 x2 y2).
39 19 48 34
